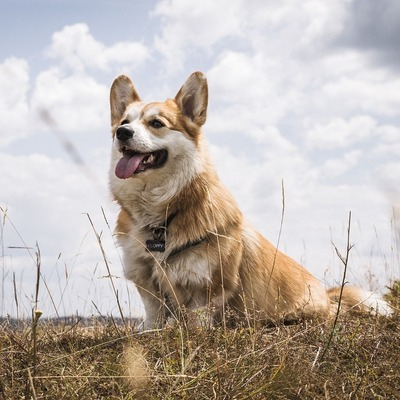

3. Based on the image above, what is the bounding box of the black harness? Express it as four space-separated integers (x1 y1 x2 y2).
145 211 206 258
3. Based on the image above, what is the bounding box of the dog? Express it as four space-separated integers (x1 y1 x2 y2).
109 72 391 329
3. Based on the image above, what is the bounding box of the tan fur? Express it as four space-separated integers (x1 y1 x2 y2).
109 72 391 328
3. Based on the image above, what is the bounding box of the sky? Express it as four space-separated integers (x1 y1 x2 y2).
1 0 399 319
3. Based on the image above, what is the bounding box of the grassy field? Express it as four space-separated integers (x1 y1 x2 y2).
1 208 399 398
1 283 399 400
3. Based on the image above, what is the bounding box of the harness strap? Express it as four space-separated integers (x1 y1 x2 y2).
145 210 206 257
168 237 206 258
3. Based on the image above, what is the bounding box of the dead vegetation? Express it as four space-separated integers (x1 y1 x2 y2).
1 290 399 400
1 207 399 398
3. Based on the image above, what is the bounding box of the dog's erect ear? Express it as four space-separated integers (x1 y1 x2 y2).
175 72 208 126
110 75 141 126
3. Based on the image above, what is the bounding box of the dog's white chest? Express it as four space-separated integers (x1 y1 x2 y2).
158 251 211 289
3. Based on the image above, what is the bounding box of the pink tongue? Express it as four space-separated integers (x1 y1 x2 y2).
115 153 146 179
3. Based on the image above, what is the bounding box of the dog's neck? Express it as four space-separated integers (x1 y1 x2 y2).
112 141 241 237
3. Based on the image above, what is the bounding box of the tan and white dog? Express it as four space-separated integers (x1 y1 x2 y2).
109 72 391 329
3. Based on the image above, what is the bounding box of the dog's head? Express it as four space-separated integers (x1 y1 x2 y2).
109 72 208 180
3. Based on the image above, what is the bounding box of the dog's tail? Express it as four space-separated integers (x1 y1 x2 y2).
327 286 392 317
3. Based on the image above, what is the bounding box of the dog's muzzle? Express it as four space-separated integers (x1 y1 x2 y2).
116 126 134 142
114 129 168 179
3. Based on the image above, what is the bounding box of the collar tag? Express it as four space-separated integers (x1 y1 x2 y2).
152 226 167 242
146 239 165 252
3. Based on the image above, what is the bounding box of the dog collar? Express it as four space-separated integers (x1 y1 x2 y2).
146 211 178 252
145 211 206 257
168 237 206 258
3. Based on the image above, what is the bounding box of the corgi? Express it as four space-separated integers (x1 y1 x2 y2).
109 72 391 328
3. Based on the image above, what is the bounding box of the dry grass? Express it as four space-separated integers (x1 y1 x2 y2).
1 204 399 398
1 294 399 399
1 208 400 399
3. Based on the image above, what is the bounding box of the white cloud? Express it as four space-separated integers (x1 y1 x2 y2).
208 51 276 104
376 161 400 190
242 0 348 56
0 151 134 317
153 0 244 73
369 125 400 160
320 76 400 116
0 58 30 148
321 150 362 178
0 23 151 148
299 1 347 47
31 67 109 133
47 23 150 73
305 116 377 149
206 50 304 139
0 152 103 235
377 125 400 142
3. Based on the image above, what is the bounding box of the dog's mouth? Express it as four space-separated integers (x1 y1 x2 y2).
115 148 168 179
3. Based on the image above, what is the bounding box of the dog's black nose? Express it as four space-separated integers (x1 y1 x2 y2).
116 126 134 142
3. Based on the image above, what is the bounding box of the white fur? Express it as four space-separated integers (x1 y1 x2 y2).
162 251 212 288
109 106 204 228
358 290 393 316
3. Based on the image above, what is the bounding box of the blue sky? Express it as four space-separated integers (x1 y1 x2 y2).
1 0 400 318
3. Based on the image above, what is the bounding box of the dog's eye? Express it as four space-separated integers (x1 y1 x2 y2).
120 119 130 125
149 119 164 129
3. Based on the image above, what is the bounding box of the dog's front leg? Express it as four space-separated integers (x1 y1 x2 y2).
179 289 227 328
136 285 170 330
